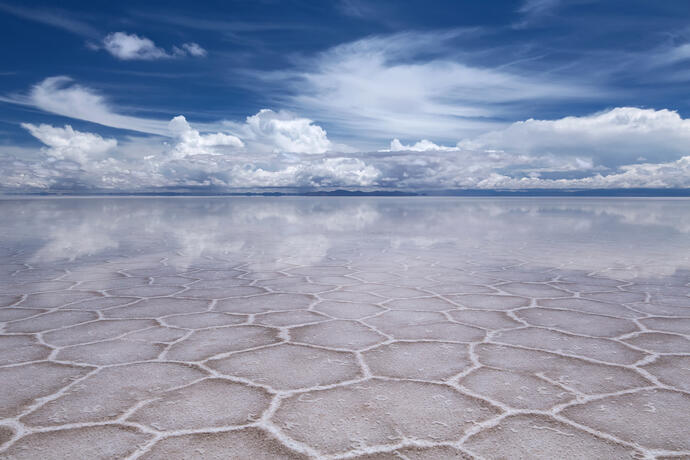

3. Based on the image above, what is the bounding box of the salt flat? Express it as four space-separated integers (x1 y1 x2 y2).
0 197 689 459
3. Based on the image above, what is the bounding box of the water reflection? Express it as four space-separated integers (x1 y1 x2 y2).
1 197 689 280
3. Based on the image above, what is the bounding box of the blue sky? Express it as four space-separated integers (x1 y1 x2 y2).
1 0 690 191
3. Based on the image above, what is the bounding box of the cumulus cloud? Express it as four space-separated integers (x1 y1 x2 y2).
21 123 117 164
101 32 207 60
385 139 459 152
240 109 331 154
168 115 243 158
471 156 690 189
458 107 690 167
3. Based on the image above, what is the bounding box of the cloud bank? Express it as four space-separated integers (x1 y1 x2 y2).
2 105 689 192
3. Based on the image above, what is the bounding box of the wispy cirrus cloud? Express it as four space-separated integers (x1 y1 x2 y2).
260 30 603 145
0 2 99 38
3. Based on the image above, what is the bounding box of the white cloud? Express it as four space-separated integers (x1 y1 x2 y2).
103 32 168 60
101 32 207 60
22 76 170 135
168 115 243 158
471 156 690 189
385 138 459 152
21 123 117 164
240 109 332 154
459 107 690 167
263 30 597 144
180 42 207 57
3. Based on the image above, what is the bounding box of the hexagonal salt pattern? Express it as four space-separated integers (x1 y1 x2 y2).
1 197 690 460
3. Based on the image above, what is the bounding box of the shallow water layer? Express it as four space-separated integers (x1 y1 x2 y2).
0 197 689 459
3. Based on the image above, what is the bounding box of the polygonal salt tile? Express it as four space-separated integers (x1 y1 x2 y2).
0 294 21 307
0 307 45 322
558 274 622 287
184 269 244 280
178 286 266 299
625 284 690 296
364 311 485 342
583 291 647 304
62 269 127 282
0 425 151 460
640 317 690 335
493 327 646 364
450 294 530 310
56 339 164 365
319 290 384 303
363 341 471 380
464 414 638 459
128 378 271 430
551 282 619 294
3 281 75 296
290 320 384 350
255 277 335 294
254 310 328 327
273 378 499 455
165 325 280 361
349 446 472 460
476 344 650 394
622 332 690 354
497 282 570 298
21 362 206 426
77 277 149 290
361 286 429 298
140 428 309 460
124 326 187 343
162 312 246 328
209 343 361 390
648 294 690 308
186 278 252 289
104 298 210 318
4 310 97 333
0 335 50 365
448 310 522 330
309 275 359 285
0 425 13 446
460 367 573 410
0 362 92 418
150 275 195 285
351 271 401 283
59 296 139 311
498 271 556 283
628 302 690 317
561 389 690 451
107 285 185 297
537 297 638 318
216 293 314 314
43 319 157 346
17 291 103 309
642 355 690 392
384 297 454 312
427 283 497 295
515 308 638 337
290 266 352 276
124 267 182 277
314 300 384 319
